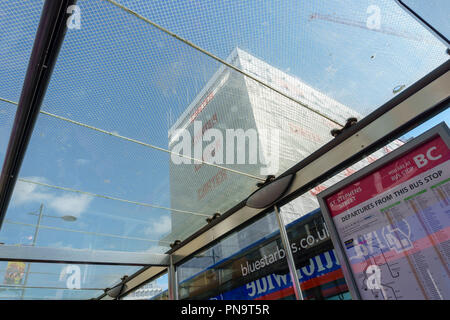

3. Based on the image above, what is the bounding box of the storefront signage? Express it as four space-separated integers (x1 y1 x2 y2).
211 249 343 300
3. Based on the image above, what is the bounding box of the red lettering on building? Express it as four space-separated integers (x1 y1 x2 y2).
367 155 377 164
192 113 218 146
194 138 223 173
344 168 356 177
310 185 327 196
288 122 322 144
197 169 228 200
190 92 215 123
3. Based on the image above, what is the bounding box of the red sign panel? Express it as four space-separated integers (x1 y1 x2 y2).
320 126 450 300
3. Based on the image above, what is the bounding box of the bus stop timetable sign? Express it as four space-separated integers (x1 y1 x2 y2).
317 122 450 300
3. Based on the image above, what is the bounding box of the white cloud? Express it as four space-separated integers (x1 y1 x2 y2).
140 245 167 254
145 215 171 236
51 241 74 250
11 177 93 218
325 64 337 75
75 159 89 166
47 194 92 218
12 177 53 205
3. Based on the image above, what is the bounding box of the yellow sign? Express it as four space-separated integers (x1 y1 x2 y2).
3 262 26 285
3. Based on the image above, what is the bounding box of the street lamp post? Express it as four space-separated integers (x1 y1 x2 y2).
19 204 77 299
20 204 43 299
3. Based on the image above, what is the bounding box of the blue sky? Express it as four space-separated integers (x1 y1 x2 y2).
402 108 450 140
0 0 448 298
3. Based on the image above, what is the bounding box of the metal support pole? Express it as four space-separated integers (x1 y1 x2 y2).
20 203 43 299
168 255 178 300
274 204 303 300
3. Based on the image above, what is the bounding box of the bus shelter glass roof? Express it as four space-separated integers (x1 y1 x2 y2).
0 0 448 299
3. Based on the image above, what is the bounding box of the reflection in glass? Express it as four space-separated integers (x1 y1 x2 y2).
121 272 168 300
0 262 138 300
174 209 349 300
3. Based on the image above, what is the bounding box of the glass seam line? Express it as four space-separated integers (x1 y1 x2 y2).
3 219 172 244
17 178 211 218
0 284 103 291
39 110 265 181
104 0 345 128
0 97 265 182
0 269 119 277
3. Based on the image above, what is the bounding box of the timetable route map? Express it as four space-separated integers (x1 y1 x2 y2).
325 135 450 300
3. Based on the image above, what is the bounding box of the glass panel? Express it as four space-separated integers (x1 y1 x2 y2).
0 289 104 300
3 0 447 255
114 0 448 114
0 0 43 165
0 0 44 102
401 0 450 40
3 0 364 257
2 0 279 253
1 192 173 252
176 211 298 300
121 272 168 300
0 261 138 300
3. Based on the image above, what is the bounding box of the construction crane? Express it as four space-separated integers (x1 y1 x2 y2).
309 13 425 42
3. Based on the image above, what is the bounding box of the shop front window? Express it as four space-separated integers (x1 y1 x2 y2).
175 206 350 300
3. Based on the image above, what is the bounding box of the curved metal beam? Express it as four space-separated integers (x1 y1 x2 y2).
0 0 77 229
0 245 169 267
